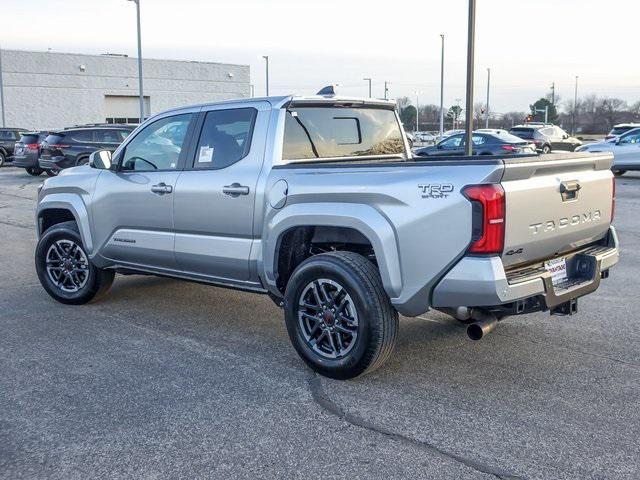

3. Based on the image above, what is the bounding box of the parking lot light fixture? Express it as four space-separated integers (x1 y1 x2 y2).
127 0 144 123
363 78 372 98
0 45 5 127
485 68 490 129
573 76 579 135
263 56 269 96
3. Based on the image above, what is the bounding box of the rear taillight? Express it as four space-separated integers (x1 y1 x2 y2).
501 145 518 151
611 177 616 222
463 184 505 254
26 143 39 150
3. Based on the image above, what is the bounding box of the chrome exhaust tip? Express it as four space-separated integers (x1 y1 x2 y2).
466 310 499 341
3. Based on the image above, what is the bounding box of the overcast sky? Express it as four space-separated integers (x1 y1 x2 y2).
2 0 638 113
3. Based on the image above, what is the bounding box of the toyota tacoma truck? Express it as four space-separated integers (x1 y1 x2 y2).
34 93 619 379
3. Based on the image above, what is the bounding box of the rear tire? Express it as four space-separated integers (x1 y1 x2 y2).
284 251 398 380
541 145 551 154
35 221 114 305
76 157 89 166
26 167 44 176
614 170 626 177
0 152 5 167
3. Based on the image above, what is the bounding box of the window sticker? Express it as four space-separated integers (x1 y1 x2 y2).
198 146 214 163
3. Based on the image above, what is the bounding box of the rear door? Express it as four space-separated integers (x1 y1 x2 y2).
92 112 196 272
612 129 640 167
173 102 269 283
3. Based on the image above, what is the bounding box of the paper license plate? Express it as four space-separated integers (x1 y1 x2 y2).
545 257 568 286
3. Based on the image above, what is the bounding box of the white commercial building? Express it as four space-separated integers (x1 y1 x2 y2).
0 49 251 130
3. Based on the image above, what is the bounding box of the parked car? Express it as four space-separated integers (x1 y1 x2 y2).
12 131 51 176
0 127 28 167
415 131 437 144
414 130 536 157
605 123 640 141
441 129 465 139
576 127 640 176
35 94 618 379
509 124 582 153
38 125 136 175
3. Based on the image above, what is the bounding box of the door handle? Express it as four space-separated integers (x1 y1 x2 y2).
223 183 250 197
151 182 173 195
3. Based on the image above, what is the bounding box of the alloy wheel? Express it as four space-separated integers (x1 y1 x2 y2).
45 239 89 293
297 278 359 359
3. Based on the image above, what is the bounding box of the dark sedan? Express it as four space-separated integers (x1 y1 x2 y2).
413 130 536 157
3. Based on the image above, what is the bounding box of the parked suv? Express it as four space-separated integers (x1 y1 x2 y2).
39 125 135 175
509 124 582 153
34 95 619 379
12 131 51 176
0 127 28 167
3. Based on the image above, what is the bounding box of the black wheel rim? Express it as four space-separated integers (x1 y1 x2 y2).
297 278 359 359
45 239 89 293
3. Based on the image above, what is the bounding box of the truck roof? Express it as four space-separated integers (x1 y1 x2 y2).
160 94 397 117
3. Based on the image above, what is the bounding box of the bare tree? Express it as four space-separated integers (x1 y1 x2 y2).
596 97 628 130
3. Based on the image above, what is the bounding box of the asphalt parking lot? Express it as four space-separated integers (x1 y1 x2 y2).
1 166 639 479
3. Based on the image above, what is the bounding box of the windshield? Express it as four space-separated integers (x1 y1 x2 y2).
282 106 406 161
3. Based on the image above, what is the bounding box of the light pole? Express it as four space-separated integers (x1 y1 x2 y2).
0 46 5 127
464 0 476 156
363 77 372 98
439 34 445 137
573 75 579 135
262 55 269 96
384 81 389 100
485 67 490 129
127 0 144 123
250 84 255 98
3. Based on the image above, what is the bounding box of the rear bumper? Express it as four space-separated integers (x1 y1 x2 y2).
431 226 619 309
12 156 39 168
39 156 72 170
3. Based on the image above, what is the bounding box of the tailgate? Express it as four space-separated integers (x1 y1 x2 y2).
500 152 614 268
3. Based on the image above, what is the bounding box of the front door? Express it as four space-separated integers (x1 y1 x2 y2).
436 134 465 155
173 104 268 283
613 129 640 168
91 113 195 272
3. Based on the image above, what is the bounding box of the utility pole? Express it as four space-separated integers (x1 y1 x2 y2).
384 81 389 100
439 34 445 137
572 76 579 135
363 78 372 98
551 81 555 105
127 0 145 122
0 46 5 127
250 84 255 98
464 0 476 156
262 56 270 96
485 67 490 129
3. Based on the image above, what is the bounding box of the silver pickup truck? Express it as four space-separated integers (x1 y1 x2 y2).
35 94 619 379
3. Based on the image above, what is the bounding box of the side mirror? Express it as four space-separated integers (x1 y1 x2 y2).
563 134 569 139
89 149 113 170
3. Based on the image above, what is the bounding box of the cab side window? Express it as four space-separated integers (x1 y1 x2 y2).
121 114 192 171
193 108 257 169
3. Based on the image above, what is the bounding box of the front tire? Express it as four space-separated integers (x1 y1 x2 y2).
284 251 398 379
0 152 5 167
35 221 114 305
541 145 551 154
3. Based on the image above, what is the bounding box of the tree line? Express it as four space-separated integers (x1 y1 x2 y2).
397 95 640 136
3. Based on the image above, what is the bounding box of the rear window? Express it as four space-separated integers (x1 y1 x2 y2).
509 128 535 139
69 130 93 142
282 107 406 161
490 132 529 143
44 134 66 145
19 134 40 144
